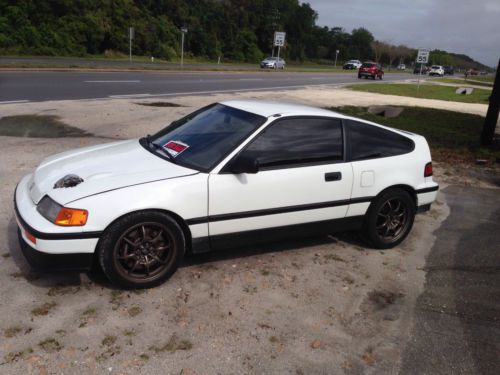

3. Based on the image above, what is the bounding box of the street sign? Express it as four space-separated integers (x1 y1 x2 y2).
129 27 134 40
181 27 188 33
416 48 430 64
274 31 286 47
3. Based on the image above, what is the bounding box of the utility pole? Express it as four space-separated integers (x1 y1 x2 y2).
334 50 339 69
180 27 188 69
129 27 134 62
481 58 500 145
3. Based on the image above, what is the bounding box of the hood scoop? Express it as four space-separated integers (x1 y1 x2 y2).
53 174 84 189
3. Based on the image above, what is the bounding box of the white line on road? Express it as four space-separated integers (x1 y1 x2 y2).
0 100 30 104
85 80 141 83
108 93 151 98
238 78 264 81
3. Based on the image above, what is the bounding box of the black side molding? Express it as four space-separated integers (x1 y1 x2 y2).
416 185 439 194
186 196 374 225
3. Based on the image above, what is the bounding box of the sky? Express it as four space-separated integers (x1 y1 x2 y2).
306 0 500 67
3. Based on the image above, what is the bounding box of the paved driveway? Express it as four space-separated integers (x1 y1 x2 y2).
401 185 500 375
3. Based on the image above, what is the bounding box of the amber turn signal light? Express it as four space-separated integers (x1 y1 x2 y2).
54 208 88 226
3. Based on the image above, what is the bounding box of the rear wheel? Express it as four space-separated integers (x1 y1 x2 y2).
362 188 415 249
358 74 362 79
98 211 185 289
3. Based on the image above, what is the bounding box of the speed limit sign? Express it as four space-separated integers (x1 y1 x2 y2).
416 49 430 64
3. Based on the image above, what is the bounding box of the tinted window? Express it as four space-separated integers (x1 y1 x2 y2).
362 63 375 68
346 120 414 161
239 118 343 168
150 104 265 171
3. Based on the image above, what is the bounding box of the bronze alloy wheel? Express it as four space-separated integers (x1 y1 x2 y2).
375 198 410 242
113 222 175 281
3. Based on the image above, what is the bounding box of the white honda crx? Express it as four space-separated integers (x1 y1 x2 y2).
14 100 438 288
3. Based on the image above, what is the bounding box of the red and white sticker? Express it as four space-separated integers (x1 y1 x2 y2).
163 140 189 157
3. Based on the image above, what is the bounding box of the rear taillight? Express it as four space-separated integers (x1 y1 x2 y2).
424 162 433 177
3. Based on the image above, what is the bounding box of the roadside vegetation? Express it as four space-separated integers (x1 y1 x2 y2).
345 83 490 104
332 106 500 162
0 1 489 70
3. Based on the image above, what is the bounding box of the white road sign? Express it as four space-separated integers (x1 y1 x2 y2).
274 32 286 47
416 49 430 64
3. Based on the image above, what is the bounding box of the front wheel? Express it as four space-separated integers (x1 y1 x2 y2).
358 74 362 79
98 211 185 289
362 188 415 249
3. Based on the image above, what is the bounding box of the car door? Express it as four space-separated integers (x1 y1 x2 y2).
207 116 354 238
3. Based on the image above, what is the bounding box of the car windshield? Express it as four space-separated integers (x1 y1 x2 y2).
146 104 266 172
265 57 276 61
362 63 375 68
432 66 440 69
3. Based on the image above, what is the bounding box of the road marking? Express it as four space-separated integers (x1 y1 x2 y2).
108 93 151 98
0 100 30 104
238 78 263 81
85 80 141 83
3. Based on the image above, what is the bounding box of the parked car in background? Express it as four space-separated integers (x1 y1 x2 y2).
443 66 454 75
358 62 384 79
343 60 362 70
468 69 479 76
413 63 429 74
14 100 438 288
429 65 445 77
260 57 286 69
397 64 406 70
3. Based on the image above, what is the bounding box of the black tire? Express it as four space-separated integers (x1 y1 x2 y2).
362 188 415 249
358 74 362 79
372 75 376 80
379 74 383 80
98 211 185 289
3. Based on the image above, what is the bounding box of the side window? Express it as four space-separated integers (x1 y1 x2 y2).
346 120 414 161
239 117 343 169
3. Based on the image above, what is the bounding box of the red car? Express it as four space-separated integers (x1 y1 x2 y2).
358 62 384 80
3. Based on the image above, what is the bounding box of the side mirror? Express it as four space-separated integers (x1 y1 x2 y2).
228 155 259 174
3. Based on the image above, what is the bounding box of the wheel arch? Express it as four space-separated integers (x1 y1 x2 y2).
374 184 417 208
96 208 193 254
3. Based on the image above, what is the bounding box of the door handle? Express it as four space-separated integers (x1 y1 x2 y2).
325 172 342 182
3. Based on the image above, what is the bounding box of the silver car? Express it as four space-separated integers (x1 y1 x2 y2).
260 57 286 69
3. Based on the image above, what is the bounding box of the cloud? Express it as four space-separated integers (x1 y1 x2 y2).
306 0 499 66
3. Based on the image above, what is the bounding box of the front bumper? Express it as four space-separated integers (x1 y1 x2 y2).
14 175 100 270
18 230 93 271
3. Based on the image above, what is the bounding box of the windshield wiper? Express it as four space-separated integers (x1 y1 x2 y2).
145 134 176 163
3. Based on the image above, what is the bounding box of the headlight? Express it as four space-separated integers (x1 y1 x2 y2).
37 196 88 226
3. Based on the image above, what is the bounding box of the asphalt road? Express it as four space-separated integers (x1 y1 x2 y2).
0 71 412 103
400 185 500 375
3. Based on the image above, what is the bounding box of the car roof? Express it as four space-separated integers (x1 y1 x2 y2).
220 100 346 118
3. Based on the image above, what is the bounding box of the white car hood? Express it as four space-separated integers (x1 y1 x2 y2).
29 139 198 205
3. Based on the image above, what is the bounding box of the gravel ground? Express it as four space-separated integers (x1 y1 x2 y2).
0 87 491 374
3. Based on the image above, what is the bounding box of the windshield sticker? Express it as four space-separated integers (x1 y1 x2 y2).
163 140 189 157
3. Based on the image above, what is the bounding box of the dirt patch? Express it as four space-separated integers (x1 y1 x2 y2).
135 101 184 107
0 115 91 137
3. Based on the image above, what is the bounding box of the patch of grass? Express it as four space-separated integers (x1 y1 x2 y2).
269 336 279 343
332 106 500 162
4 326 22 338
110 290 125 310
260 269 270 276
101 335 117 347
368 290 405 309
31 301 57 316
127 305 142 317
2 253 11 258
4 348 33 363
324 253 346 262
345 83 490 104
149 335 193 353
0 115 91 138
39 338 62 352
47 285 80 296
139 353 150 361
82 307 97 317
